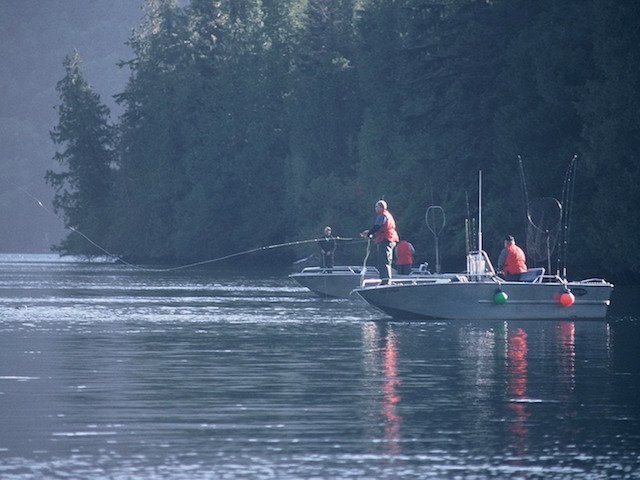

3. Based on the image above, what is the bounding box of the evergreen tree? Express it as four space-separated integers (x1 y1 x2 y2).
226 0 293 248
285 0 364 240
111 0 190 260
355 0 404 207
390 0 515 263
170 0 237 260
492 0 604 273
173 0 294 261
46 51 114 256
579 0 640 277
495 0 592 197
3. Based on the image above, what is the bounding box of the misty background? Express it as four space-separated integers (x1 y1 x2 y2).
0 0 144 252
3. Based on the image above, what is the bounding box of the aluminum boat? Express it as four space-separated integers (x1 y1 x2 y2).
355 250 613 320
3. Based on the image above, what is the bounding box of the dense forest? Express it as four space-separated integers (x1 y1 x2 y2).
47 0 640 282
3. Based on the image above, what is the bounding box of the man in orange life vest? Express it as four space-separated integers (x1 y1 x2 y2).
497 235 527 281
360 200 399 285
395 238 415 275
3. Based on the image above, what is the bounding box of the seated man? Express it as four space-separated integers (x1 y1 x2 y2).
497 235 527 281
395 238 415 275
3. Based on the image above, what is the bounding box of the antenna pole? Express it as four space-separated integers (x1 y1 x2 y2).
478 170 482 252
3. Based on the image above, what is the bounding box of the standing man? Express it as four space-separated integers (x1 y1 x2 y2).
319 226 336 269
497 235 527 281
361 200 399 285
395 238 415 275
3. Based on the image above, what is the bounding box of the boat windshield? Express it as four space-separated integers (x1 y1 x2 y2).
466 250 496 276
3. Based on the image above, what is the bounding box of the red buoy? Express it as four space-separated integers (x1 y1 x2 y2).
559 292 575 306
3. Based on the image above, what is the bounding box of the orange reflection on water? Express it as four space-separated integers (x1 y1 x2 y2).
361 323 402 455
507 327 529 453
558 321 576 395
382 329 401 454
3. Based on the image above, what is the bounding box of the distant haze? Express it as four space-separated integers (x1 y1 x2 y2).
0 0 144 252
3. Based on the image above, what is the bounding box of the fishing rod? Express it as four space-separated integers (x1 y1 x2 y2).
0 175 364 272
360 238 372 287
559 155 578 278
517 155 531 228
153 236 364 272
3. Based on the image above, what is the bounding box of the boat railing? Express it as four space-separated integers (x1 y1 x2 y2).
531 274 566 284
360 274 460 288
578 278 611 284
399 274 464 285
349 266 379 275
494 273 564 284
296 266 378 275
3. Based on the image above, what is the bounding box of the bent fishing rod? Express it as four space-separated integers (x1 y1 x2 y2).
139 236 364 272
0 176 364 272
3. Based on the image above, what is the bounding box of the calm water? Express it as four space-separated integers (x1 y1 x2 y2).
0 254 639 479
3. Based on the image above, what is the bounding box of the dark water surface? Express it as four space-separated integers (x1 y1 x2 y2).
1 254 639 479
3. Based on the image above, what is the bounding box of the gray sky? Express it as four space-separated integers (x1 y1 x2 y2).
0 0 144 252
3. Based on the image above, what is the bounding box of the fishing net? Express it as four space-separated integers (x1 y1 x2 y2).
425 206 446 237
525 197 562 264
518 155 578 276
425 206 446 273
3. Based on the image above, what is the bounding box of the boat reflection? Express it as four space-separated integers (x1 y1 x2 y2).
382 328 401 454
558 321 576 397
361 319 609 458
503 320 584 453
361 322 402 455
506 327 530 454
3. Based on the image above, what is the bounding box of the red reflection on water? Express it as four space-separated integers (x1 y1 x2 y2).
382 329 401 454
507 327 529 453
557 321 577 434
559 321 576 395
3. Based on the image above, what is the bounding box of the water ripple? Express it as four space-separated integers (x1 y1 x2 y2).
0 255 638 479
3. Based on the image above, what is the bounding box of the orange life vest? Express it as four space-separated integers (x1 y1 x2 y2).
396 240 413 265
375 210 399 244
504 243 527 274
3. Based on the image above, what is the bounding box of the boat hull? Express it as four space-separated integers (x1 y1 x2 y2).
290 266 376 298
355 280 613 320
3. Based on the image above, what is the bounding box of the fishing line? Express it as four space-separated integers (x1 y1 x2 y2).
149 236 363 272
0 174 364 272
1 177 146 269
